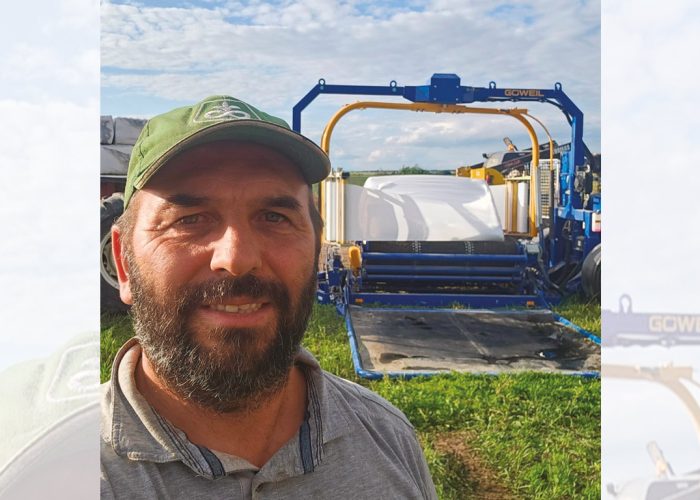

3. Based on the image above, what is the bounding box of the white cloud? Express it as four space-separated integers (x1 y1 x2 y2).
0 98 99 353
0 0 99 104
0 0 100 369
367 149 384 162
101 0 601 167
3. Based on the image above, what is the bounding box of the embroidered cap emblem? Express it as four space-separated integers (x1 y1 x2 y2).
193 99 254 124
46 341 100 403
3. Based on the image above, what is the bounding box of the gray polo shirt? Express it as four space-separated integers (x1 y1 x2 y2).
101 339 437 499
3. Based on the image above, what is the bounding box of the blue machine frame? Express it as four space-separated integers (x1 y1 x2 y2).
293 73 601 281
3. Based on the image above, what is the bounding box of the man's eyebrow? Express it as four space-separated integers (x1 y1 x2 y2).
163 194 210 207
261 195 302 211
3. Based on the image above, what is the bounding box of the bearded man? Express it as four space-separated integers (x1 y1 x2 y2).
100 96 437 499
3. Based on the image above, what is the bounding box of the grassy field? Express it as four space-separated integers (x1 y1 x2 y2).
345 172 373 187
101 296 600 499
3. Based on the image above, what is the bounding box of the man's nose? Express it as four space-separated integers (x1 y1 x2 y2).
209 224 262 276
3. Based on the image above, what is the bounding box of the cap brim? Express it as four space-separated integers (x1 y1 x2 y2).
137 120 331 189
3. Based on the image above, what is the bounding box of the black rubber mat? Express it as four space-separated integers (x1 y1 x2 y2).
348 306 600 374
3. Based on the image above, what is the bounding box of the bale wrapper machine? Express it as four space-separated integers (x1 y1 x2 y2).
294 74 601 378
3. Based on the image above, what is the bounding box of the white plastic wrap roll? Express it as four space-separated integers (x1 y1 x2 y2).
113 117 147 145
323 178 338 242
100 116 114 145
100 144 133 175
489 184 506 230
340 175 504 242
517 181 529 233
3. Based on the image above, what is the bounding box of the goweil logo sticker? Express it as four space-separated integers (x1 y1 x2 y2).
504 89 544 98
649 315 700 333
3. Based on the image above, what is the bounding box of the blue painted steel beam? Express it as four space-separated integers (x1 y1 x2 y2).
292 81 405 131
556 207 600 223
292 74 584 171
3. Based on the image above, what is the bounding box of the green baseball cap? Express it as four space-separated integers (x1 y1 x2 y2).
124 95 331 208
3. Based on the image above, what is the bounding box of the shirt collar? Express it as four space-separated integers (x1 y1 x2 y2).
103 338 355 478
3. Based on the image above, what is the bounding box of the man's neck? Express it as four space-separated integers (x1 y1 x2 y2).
134 348 308 468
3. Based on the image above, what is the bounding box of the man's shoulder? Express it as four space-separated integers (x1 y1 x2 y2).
311 370 437 499
318 369 414 431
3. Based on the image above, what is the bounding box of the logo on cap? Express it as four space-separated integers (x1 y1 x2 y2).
46 342 100 403
192 98 259 124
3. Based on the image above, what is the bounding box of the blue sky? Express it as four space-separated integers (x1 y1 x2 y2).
101 0 601 171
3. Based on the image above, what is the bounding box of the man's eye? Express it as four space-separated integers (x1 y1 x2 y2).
176 214 204 225
264 212 287 223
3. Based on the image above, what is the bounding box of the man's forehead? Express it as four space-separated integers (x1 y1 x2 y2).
147 141 308 190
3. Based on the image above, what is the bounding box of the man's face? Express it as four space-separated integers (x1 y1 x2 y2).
114 141 319 413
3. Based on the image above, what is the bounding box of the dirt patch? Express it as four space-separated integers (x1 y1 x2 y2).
432 431 515 500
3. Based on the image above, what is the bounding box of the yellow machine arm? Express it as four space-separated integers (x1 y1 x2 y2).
319 101 540 238
603 364 700 448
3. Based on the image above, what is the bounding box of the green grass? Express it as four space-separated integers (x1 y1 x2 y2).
345 172 372 187
100 313 135 382
554 295 601 334
101 295 600 499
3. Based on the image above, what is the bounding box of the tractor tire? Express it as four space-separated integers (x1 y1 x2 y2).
581 243 601 299
101 193 129 314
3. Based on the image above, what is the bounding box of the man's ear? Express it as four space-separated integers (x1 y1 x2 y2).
111 225 133 305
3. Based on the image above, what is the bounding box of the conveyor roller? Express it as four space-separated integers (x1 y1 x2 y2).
363 240 521 255
358 240 531 294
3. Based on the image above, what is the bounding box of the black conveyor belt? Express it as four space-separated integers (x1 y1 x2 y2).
349 306 600 374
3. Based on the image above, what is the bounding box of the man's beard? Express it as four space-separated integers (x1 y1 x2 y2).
127 257 317 414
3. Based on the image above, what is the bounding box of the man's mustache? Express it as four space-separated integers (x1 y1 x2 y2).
174 274 288 312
